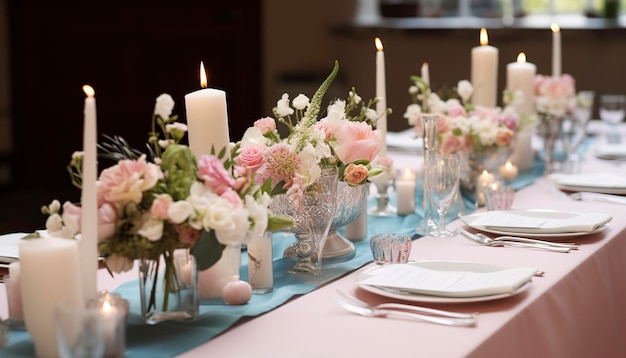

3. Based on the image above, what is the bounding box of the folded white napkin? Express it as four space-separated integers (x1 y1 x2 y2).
360 264 536 298
467 210 612 234
386 130 423 152
550 172 626 189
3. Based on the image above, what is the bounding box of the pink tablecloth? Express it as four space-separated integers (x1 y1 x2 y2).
178 158 626 358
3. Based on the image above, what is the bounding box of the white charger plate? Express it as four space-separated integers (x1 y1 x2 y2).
459 209 610 239
356 260 532 304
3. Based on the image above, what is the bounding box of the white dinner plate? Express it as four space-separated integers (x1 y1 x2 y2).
459 209 610 239
356 260 532 304
550 172 626 195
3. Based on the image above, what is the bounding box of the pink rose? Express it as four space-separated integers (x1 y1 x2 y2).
237 144 265 172
197 155 235 195
343 163 369 186
495 129 513 146
254 117 276 135
439 133 464 155
98 155 163 206
150 194 173 220
333 121 382 163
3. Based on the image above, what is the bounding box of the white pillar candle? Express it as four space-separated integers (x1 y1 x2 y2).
476 170 496 206
396 168 416 216
506 52 537 116
247 231 273 294
551 23 561 78
421 62 430 87
375 37 388 157
81 85 99 302
471 28 499 108
499 161 519 180
185 61 231 159
19 236 83 358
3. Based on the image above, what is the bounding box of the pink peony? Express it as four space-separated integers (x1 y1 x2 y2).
197 154 235 195
332 121 382 163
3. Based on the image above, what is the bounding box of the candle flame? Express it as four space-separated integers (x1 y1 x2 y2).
102 301 112 313
375 37 383 51
479 28 489 46
505 161 513 169
82 85 95 97
516 52 526 63
481 170 489 176
551 23 560 33
200 61 207 89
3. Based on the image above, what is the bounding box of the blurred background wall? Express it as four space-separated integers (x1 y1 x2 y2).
0 0 625 232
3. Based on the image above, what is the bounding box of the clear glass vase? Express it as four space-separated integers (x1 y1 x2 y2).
416 114 439 235
139 248 198 325
270 166 338 274
537 115 567 174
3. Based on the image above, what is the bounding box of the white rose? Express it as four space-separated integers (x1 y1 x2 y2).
168 200 195 224
137 215 164 242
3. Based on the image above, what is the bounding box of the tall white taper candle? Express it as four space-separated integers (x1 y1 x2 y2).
375 37 388 157
80 84 98 301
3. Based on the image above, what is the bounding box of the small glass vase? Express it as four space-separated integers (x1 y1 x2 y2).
138 248 198 325
247 231 274 294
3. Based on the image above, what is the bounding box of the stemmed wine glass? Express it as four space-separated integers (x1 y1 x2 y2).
428 153 460 237
599 94 626 144
562 91 594 173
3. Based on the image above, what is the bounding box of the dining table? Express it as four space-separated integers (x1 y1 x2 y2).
2 124 626 358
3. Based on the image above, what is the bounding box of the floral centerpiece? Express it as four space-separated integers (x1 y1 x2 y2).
236 60 387 206
234 60 388 272
42 93 293 318
533 73 576 171
404 77 519 155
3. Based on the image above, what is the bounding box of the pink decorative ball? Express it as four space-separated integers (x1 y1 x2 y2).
222 280 252 305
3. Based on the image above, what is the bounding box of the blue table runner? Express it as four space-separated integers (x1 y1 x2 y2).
0 162 544 357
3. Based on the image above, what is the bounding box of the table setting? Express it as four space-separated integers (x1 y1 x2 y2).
1 23 626 358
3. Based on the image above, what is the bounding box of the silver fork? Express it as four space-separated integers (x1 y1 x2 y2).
331 296 478 327
567 191 626 204
337 290 478 319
